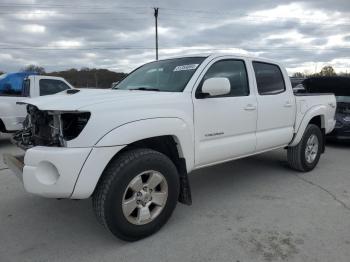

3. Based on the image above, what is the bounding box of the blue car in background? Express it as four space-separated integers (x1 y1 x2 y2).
0 72 37 96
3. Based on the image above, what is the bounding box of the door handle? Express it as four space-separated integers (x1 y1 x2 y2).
284 101 293 108
244 104 256 111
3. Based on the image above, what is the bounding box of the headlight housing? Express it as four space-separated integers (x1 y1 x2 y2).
13 105 90 150
59 112 91 141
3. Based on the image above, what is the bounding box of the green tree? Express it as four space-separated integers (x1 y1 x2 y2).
318 66 337 77
21 65 46 74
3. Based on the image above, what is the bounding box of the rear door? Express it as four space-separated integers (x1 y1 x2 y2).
193 57 258 167
252 61 295 151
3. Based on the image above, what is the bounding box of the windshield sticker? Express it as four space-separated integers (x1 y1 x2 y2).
173 64 199 72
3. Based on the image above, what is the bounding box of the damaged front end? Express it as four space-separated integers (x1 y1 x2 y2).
12 104 91 150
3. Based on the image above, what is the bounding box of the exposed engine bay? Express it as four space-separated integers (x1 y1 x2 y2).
12 104 90 150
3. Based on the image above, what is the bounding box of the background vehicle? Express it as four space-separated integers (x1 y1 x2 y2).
302 77 350 140
0 73 73 132
5 54 336 241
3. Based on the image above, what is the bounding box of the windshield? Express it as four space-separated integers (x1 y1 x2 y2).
114 57 206 92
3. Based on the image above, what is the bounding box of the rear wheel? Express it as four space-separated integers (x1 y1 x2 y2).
287 124 323 172
92 148 179 241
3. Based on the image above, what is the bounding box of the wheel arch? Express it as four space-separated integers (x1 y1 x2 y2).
91 135 193 205
290 106 327 147
95 117 195 171
72 118 194 204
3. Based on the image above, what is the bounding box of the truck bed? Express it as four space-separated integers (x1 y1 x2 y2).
294 93 336 135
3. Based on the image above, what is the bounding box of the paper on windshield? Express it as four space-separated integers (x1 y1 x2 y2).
173 64 199 72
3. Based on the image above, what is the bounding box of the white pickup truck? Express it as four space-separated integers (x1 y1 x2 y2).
5 54 336 241
0 73 73 133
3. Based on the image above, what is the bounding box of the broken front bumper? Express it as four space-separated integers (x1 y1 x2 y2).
4 147 92 198
4 145 125 199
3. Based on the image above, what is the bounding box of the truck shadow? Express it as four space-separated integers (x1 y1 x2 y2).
189 149 289 204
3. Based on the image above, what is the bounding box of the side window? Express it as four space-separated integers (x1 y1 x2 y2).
253 62 286 95
198 59 249 97
39 79 70 96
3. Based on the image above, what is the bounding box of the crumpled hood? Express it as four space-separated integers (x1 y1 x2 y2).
20 89 172 111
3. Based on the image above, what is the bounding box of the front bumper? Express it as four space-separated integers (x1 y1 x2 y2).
5 147 92 198
4 145 125 199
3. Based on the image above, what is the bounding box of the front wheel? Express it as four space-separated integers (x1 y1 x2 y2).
92 148 180 241
287 124 323 172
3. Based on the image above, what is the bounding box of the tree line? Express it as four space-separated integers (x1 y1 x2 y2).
48 68 127 89
3 65 127 89
1 64 349 87
292 65 349 78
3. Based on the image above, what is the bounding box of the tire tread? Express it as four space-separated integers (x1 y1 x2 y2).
92 148 160 229
287 124 322 172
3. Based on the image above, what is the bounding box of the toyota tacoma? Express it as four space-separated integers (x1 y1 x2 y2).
4 54 336 241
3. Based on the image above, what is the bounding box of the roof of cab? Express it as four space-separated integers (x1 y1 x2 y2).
165 53 280 64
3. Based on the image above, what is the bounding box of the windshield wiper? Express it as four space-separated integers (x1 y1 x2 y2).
129 87 160 91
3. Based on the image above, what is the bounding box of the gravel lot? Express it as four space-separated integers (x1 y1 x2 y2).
1 134 350 262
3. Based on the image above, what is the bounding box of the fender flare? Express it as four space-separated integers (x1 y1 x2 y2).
71 117 194 199
95 117 195 172
289 105 326 147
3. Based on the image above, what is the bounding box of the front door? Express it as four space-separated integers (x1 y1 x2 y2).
193 58 257 167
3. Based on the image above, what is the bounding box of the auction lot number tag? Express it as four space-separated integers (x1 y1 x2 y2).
173 64 199 71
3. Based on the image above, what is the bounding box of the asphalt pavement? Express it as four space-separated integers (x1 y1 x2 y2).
1 133 350 262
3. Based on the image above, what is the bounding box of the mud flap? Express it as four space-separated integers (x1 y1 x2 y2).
177 158 192 205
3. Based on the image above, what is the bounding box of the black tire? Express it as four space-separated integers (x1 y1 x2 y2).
92 148 180 241
287 124 323 172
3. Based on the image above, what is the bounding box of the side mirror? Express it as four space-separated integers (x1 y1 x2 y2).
201 77 231 97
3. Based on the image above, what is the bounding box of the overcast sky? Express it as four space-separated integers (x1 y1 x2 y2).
0 0 349 75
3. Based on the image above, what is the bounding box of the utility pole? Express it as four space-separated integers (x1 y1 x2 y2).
154 7 159 60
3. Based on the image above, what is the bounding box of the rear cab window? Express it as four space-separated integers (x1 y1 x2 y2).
39 79 70 96
253 62 286 95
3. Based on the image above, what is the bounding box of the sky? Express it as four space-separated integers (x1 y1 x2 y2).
0 0 349 75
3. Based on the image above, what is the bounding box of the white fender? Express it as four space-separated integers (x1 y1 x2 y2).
289 105 327 147
95 117 195 171
71 117 194 199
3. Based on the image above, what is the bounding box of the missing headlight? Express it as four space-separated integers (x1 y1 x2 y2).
12 106 90 150
60 112 91 141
